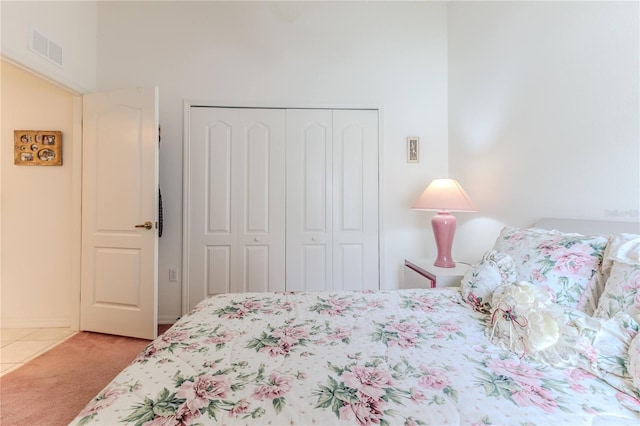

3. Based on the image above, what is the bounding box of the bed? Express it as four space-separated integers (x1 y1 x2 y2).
71 219 640 425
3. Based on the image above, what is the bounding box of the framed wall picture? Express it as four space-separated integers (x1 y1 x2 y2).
14 130 62 166
407 136 419 163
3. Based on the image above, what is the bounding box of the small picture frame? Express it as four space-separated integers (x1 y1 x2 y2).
407 136 419 163
14 130 62 166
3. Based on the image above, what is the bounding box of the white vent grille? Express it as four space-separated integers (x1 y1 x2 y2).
29 29 63 67
48 41 63 66
32 30 48 56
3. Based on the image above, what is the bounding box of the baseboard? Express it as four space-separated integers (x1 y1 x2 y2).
158 315 179 325
1 317 178 328
0 317 70 329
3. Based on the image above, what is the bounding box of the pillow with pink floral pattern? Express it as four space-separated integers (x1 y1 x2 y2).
493 226 609 315
594 237 640 319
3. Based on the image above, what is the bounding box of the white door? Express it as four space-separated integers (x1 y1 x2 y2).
81 87 159 339
286 109 333 291
286 109 379 291
332 109 379 290
186 107 286 311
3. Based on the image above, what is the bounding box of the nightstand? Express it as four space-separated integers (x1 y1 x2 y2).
403 258 469 289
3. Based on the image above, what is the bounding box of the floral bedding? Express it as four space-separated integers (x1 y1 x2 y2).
71 288 640 426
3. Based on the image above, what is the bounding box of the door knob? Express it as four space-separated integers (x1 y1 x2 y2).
135 221 153 230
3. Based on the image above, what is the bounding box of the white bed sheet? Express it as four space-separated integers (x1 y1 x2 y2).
71 288 640 425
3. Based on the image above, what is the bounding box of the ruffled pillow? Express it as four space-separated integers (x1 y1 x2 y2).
566 312 640 400
493 226 609 315
460 251 516 313
488 281 559 357
629 332 640 391
595 237 640 319
595 262 640 319
573 312 639 377
601 233 640 278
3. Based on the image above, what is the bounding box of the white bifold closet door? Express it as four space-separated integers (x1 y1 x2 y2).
186 107 378 310
187 107 286 310
286 109 379 292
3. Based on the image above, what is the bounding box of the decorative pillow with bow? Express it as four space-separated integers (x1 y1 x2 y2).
460 250 517 313
488 281 559 357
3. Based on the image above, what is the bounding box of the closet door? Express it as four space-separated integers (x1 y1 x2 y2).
332 109 379 290
286 109 379 291
286 110 333 291
187 107 285 310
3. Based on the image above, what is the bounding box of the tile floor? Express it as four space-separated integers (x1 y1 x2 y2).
0 327 76 376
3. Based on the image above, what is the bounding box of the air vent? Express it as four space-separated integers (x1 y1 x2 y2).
48 40 63 66
31 30 48 56
29 29 63 67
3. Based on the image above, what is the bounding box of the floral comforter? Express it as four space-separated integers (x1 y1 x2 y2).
71 289 640 425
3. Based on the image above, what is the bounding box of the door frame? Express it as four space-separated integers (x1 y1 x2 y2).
181 100 386 316
70 96 83 331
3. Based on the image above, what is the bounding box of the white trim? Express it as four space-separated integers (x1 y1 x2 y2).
377 106 385 291
158 314 179 325
181 101 385 315
181 100 193 316
0 50 90 95
1 317 71 329
185 99 380 111
70 95 83 331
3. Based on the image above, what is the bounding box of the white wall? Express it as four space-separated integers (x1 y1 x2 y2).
0 1 97 93
448 1 640 262
7 1 635 328
96 1 450 322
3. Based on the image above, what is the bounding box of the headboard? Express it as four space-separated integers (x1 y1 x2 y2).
533 217 639 235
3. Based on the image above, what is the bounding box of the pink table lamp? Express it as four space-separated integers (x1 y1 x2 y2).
411 178 477 268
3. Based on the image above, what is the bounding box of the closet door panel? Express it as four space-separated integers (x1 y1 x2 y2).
239 246 270 293
338 244 365 291
206 246 231 294
302 245 328 292
340 126 364 231
244 123 270 233
237 112 286 293
304 127 329 230
332 110 379 291
286 109 333 291
188 107 285 310
206 123 232 234
189 108 235 308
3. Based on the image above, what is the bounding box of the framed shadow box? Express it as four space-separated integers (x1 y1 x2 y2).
14 130 62 166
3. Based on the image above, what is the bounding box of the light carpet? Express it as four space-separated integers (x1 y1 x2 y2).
0 330 161 426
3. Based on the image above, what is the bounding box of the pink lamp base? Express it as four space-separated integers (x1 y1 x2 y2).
432 211 457 268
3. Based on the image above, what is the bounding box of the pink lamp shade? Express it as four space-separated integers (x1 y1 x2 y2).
411 178 477 268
